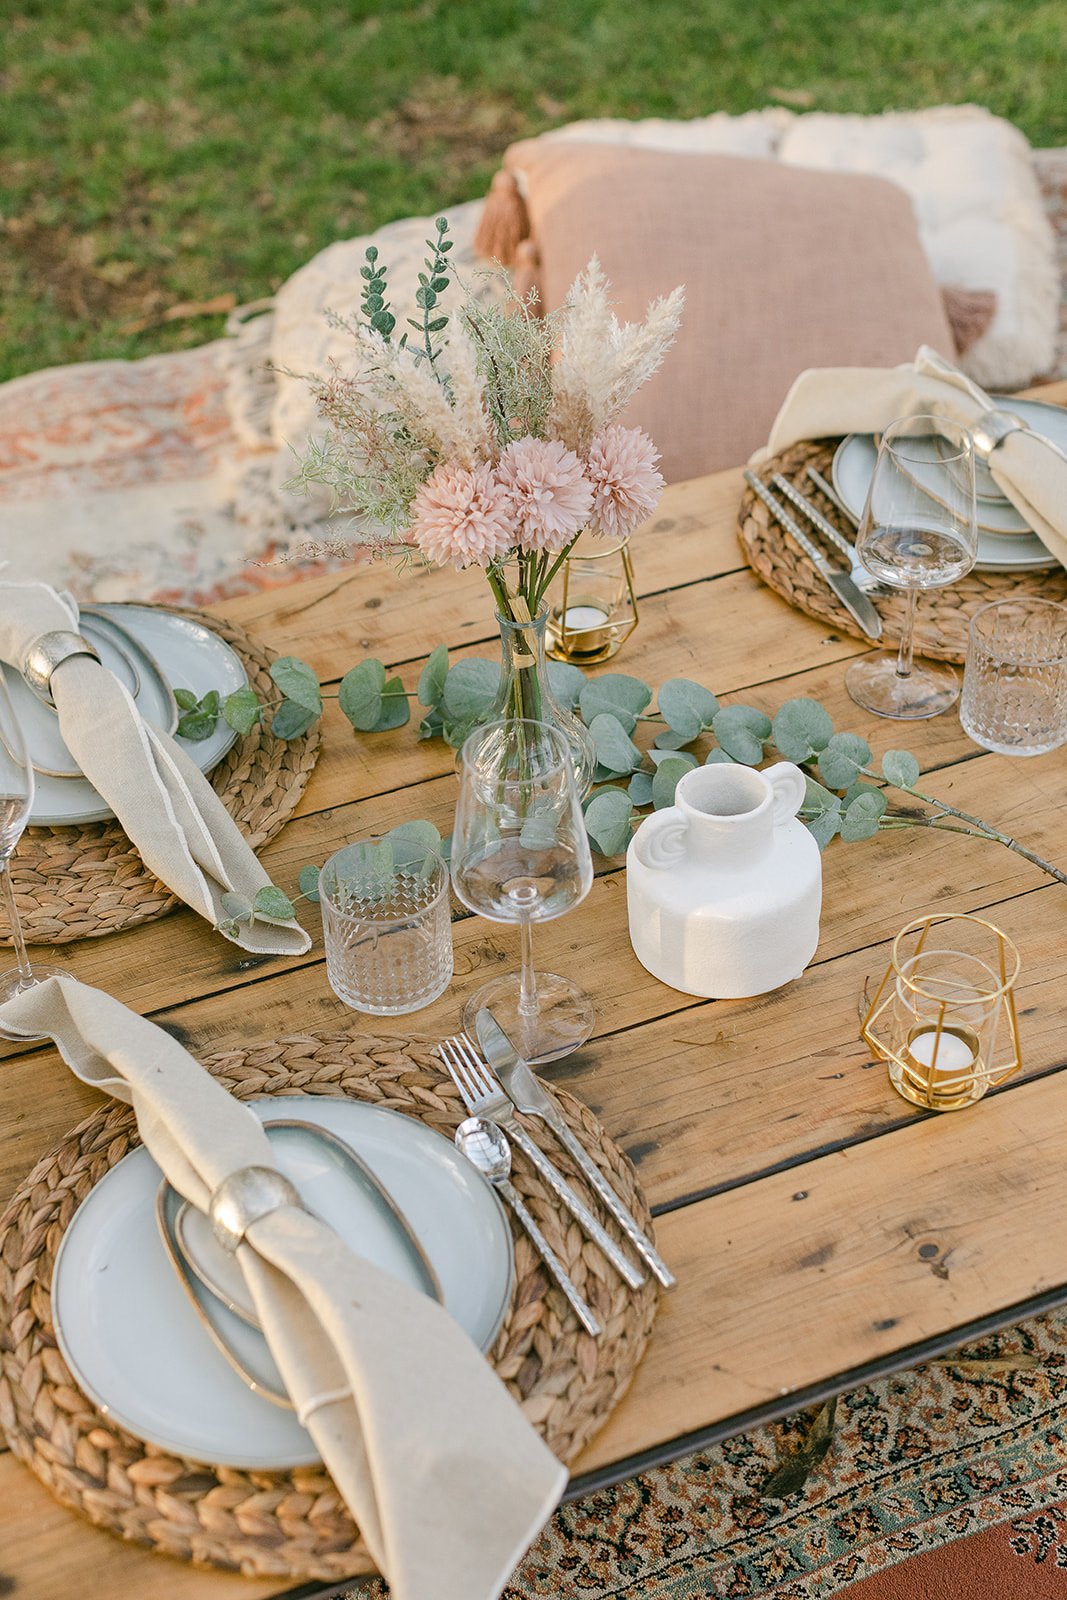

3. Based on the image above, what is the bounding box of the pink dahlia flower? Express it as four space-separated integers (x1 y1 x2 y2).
410 462 515 570
586 425 665 541
496 437 594 554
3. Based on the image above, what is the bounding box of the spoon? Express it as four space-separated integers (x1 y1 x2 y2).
454 1116 602 1337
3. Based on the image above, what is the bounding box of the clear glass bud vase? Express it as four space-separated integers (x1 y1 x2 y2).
490 609 596 796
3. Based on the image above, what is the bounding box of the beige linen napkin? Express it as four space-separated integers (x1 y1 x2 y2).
0 578 309 955
0 975 566 1598
753 345 1067 570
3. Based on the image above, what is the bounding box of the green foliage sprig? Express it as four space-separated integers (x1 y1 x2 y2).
178 658 1066 887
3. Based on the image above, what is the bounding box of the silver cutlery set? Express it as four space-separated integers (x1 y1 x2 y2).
440 1010 674 1335
743 466 885 641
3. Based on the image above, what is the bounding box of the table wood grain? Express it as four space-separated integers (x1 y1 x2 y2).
2 384 1065 1598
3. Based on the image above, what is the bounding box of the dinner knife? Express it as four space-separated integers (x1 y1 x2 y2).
743 471 883 641
475 1009 677 1291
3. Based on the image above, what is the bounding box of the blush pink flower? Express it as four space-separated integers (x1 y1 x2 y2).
496 437 594 554
410 461 515 569
586 425 665 541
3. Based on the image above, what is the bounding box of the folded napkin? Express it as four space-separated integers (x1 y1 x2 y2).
0 976 566 1598
0 578 309 955
754 345 1067 570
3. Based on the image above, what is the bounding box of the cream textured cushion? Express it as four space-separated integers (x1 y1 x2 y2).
497 141 955 481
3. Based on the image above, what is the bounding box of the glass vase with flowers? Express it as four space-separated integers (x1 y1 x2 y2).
289 224 684 788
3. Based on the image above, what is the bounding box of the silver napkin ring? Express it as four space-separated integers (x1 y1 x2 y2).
209 1165 304 1253
22 630 101 705
970 408 1028 460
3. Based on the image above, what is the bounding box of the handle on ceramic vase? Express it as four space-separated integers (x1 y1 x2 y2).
631 805 688 869
762 762 808 826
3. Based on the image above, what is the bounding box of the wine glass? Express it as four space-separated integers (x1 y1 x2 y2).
451 718 594 1065
846 415 978 719
0 671 70 1030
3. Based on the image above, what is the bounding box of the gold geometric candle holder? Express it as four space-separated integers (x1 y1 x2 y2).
861 912 1022 1112
545 533 639 664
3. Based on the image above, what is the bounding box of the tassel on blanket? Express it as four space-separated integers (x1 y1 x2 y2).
513 239 543 311
474 169 531 265
942 286 998 356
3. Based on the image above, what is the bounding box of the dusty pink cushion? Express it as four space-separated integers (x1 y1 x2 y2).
491 142 956 481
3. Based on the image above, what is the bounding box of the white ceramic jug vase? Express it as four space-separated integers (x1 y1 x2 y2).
626 761 822 999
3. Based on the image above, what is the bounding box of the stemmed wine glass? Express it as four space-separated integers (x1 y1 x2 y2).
846 415 978 719
0 671 69 1028
451 718 594 1065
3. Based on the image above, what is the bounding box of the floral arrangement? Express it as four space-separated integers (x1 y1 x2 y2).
287 217 684 624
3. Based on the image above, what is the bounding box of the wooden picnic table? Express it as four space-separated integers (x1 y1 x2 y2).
2 383 1066 1599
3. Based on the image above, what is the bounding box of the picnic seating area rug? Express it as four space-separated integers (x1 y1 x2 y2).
342 1310 1067 1598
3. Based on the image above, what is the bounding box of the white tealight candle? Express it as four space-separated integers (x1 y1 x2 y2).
907 1028 976 1075
563 605 609 631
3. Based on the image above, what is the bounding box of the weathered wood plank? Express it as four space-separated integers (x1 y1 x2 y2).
572 1060 1067 1473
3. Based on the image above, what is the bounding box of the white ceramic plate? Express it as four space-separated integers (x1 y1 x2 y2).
833 431 1060 573
51 1096 514 1469
5 604 246 827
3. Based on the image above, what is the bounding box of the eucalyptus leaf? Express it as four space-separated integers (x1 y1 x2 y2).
806 808 842 850
882 749 921 788
652 727 695 750
339 659 386 730
648 748 698 770
176 709 216 741
373 675 411 731
584 789 634 856
657 678 719 741
222 685 262 735
200 690 220 716
254 885 296 921
219 891 252 923
817 732 872 791
418 709 445 741
417 643 449 708
298 864 321 903
627 770 654 807
271 699 317 739
704 748 736 765
441 657 500 722
579 674 652 736
800 776 841 818
652 756 694 810
712 705 771 765
388 820 442 870
546 660 586 711
588 713 642 776
174 687 199 711
840 790 887 842
269 656 322 714
772 698 834 762
842 781 888 816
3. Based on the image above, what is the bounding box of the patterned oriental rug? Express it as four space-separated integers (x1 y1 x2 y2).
343 1311 1067 1598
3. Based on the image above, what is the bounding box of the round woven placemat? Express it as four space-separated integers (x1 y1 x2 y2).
8 607 320 946
739 440 1067 662
0 1031 658 1581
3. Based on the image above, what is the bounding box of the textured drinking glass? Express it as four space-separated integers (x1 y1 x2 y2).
319 839 453 1015
847 416 978 720
451 718 594 1064
960 598 1067 756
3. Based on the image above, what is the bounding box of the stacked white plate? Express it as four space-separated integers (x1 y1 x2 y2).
1 604 247 827
832 397 1065 574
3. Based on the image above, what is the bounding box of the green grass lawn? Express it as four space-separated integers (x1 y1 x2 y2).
3 0 1065 382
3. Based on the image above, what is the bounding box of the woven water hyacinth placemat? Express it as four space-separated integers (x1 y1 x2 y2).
8 606 320 946
738 440 1067 662
0 1030 658 1582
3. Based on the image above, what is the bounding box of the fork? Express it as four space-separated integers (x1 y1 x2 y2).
438 1035 647 1289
